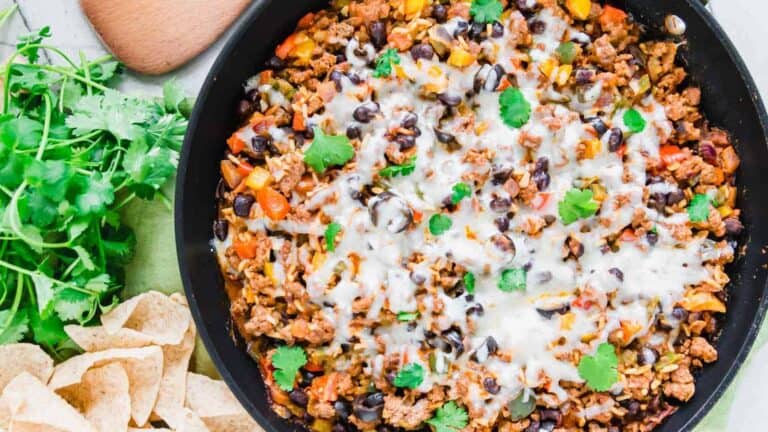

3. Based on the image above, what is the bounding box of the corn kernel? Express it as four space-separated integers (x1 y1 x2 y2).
590 183 607 202
404 0 426 16
264 262 278 285
245 167 273 191
311 252 326 271
555 64 573 86
538 58 558 79
718 205 733 218
393 64 410 80
560 312 575 331
244 287 256 303
580 332 597 343
566 0 592 20
583 139 602 159
427 65 443 78
447 47 476 68
292 33 315 62
465 226 477 240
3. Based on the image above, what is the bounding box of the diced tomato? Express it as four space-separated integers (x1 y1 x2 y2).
496 75 512 91
531 192 551 210
659 145 687 166
316 81 337 103
275 33 298 59
297 12 315 29
235 160 254 177
387 31 411 51
220 160 243 189
227 134 246 154
600 5 628 27
257 187 291 221
304 361 324 373
619 228 637 242
412 209 423 224
616 144 627 159
292 111 306 132
233 236 259 259
572 296 594 310
310 372 339 402
259 70 273 85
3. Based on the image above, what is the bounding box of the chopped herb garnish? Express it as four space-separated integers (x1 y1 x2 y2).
463 272 476 294
470 0 503 24
428 214 452 236
304 127 355 173
324 222 342 252
623 108 646 133
556 41 577 64
688 194 711 222
393 362 425 389
426 401 469 432
373 48 401 78
379 156 416 178
271 345 307 391
498 268 526 292
499 87 531 129
397 311 419 321
508 392 536 421
558 188 600 225
450 182 472 204
577 342 618 391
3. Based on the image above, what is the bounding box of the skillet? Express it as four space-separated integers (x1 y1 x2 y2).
175 1 768 430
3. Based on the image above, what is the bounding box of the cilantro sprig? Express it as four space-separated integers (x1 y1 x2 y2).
498 268 526 292
688 194 711 222
426 401 469 432
324 222 342 252
428 214 452 236
499 88 531 129
463 272 476 294
470 0 503 24
558 188 600 225
578 342 619 391
304 127 355 173
623 108 646 133
271 345 308 391
450 182 472 205
379 156 416 178
373 48 401 78
0 20 189 357
393 362 425 389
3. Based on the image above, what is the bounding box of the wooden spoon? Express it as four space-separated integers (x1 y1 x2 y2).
80 0 251 75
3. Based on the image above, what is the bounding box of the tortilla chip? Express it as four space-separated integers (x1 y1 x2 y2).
49 346 164 427
154 322 196 423
128 429 173 432
102 291 190 346
0 344 53 392
58 363 131 432
64 325 154 352
1 372 96 432
160 406 211 432
185 373 260 431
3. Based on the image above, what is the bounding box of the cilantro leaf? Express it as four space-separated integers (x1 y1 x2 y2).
8 64 57 95
53 288 93 323
163 79 188 113
556 41 577 64
558 188 599 225
123 137 179 196
271 345 308 391
0 148 31 189
623 108 646 133
499 87 531 129
20 188 59 227
397 311 419 321
578 342 618 391
0 116 43 149
463 272 476 294
450 182 472 204
25 159 73 201
428 214 452 236
16 26 51 63
688 194 711 222
0 309 29 345
373 48 401 78
508 392 536 420
101 226 136 265
325 222 342 252
393 363 425 389
498 268 526 292
379 156 416 178
303 127 355 173
88 61 122 85
73 173 115 217
66 90 153 141
28 307 67 348
426 401 468 432
470 0 503 24
31 273 55 318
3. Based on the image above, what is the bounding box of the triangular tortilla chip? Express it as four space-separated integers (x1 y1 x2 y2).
64 325 154 352
185 373 260 431
49 346 163 427
101 291 190 346
0 344 54 391
128 429 173 432
58 363 131 432
1 372 96 432
154 322 196 423
161 406 210 432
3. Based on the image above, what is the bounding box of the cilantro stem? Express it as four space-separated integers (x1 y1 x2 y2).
0 259 91 294
0 5 18 30
79 51 93 96
0 275 24 332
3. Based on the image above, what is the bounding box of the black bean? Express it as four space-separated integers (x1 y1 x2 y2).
347 72 363 85
625 400 641 419
494 216 510 232
335 53 347 63
410 43 434 61
434 128 457 144
491 164 512 185
638 347 659 365
369 21 387 49
491 21 504 37
466 303 484 316
492 233 516 253
432 4 447 21
539 409 562 425
409 271 426 285
666 190 685 206
441 328 465 355
289 389 309 406
300 369 321 387
567 237 584 258
529 20 546 34
490 197 511 213
648 192 666 213
485 336 499 354
724 217 744 235
605 128 624 152
608 267 624 282
700 142 718 165
574 68 595 85
438 93 462 107
672 306 688 321
303 128 315 140
265 55 285 69
332 424 347 432
516 0 540 13
453 20 469 38
543 214 556 226
233 195 255 217
236 100 252 118
585 117 608 136
483 377 501 394
334 400 352 419
353 102 380 123
401 112 419 128
395 134 416 150
540 421 556 432
468 21 486 40
536 304 570 319
213 219 228 241
646 175 664 185
533 170 550 191
251 135 272 157
646 231 659 246
346 125 361 139
524 421 541 432
330 70 344 91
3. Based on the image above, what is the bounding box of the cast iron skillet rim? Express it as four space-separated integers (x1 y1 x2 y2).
175 1 768 431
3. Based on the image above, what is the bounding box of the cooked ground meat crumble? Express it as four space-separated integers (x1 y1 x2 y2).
213 1 742 431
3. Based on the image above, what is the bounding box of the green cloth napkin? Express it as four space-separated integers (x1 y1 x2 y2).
123 187 767 430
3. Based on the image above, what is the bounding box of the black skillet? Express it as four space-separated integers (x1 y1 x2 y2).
175 1 768 430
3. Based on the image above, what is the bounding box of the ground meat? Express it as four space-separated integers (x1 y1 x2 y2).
689 337 718 363
382 396 432 429
349 0 390 23
592 35 618 70
272 153 307 196
718 146 740 174
244 304 280 337
663 365 695 402
643 41 677 82
507 11 532 48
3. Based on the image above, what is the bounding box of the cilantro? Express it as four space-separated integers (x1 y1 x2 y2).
0 309 29 344
393 363 425 389
556 41 577 64
397 311 419 321
623 108 646 133
498 268 526 292
379 156 416 178
428 214 452 236
123 137 179 198
463 272 476 294
558 188 600 225
508 392 536 421
66 90 153 141
28 308 66 348
577 342 618 391
16 26 51 63
499 88 531 129
450 182 472 205
0 116 43 149
470 0 503 24
304 127 355 173
426 401 468 432
373 48 401 78
325 222 342 252
271 345 308 391
688 194 711 222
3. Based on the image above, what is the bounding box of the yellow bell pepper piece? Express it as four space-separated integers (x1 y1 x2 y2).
555 64 573 86
583 139 602 159
311 252 327 271
447 47 476 68
560 312 575 331
538 58 558 79
245 166 273 191
566 0 592 20
404 0 426 16
264 262 278 285
718 205 733 218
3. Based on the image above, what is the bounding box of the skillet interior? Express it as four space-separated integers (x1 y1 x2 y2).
175 1 768 431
